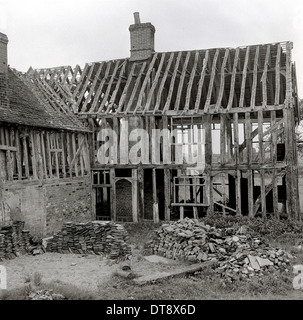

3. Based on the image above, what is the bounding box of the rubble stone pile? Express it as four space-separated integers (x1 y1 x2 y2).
46 221 132 259
148 218 293 281
0 221 32 260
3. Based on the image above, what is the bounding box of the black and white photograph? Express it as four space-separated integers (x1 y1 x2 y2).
0 0 303 309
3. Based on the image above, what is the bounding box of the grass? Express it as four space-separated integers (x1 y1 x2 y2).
3 216 303 300
1 273 95 300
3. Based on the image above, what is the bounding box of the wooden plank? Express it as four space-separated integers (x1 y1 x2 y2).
98 60 121 113
124 62 147 114
90 62 112 113
227 47 240 111
46 132 53 178
144 54 167 113
174 51 191 112
116 62 137 113
72 133 79 177
275 43 281 105
70 134 84 171
105 61 127 114
260 169 266 218
215 49 229 111
133 261 217 285
36 132 43 179
154 52 175 114
134 53 158 113
183 50 200 113
152 168 159 223
162 51 183 114
164 168 171 221
261 45 271 107
29 131 38 180
0 145 17 151
66 132 72 177
15 129 22 180
79 135 85 176
258 110 264 164
250 46 260 110
80 62 104 112
204 49 219 112
236 169 241 215
220 115 226 165
239 47 250 108
40 131 47 179
53 133 60 178
132 169 138 223
180 206 184 219
245 112 253 217
60 132 66 178
194 50 209 113
72 63 89 100
110 169 116 221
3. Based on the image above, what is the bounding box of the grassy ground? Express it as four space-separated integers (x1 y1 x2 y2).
2 215 303 300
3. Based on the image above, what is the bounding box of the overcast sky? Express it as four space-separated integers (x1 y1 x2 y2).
1 0 303 95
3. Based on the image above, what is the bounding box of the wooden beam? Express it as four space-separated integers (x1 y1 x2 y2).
80 62 104 112
29 131 38 180
239 47 250 108
105 61 127 114
164 168 171 221
194 50 209 113
133 53 158 113
154 52 175 114
183 50 200 113
110 168 116 221
174 51 191 112
215 49 229 111
116 62 137 113
227 47 240 111
71 133 79 177
89 62 112 113
250 46 260 110
132 169 138 223
204 49 219 112
144 54 167 113
245 112 253 217
124 62 147 114
152 168 159 223
98 60 121 113
261 45 271 107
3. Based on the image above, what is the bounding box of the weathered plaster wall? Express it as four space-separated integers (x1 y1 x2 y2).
0 177 92 236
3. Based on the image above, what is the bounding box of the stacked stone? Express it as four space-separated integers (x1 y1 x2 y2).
46 221 131 258
0 221 32 260
149 217 293 281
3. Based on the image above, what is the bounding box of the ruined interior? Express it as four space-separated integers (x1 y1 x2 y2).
0 14 301 235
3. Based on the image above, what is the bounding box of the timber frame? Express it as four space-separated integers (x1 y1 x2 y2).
18 40 301 222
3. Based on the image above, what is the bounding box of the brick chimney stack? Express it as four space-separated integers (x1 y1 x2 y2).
129 12 155 61
0 32 8 74
0 32 9 108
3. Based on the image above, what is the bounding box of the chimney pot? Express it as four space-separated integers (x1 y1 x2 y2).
133 12 141 24
0 32 8 74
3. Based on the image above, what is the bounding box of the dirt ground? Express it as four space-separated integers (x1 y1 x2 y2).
1 249 180 293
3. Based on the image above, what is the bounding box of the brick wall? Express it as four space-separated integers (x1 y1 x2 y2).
0 177 93 237
129 22 155 61
45 178 92 235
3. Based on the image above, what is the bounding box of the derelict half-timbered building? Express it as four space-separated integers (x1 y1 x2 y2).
0 32 93 236
0 13 301 234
